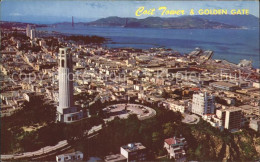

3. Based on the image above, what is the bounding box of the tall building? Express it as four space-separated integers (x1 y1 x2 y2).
191 92 215 116
72 16 74 27
57 47 83 123
30 28 36 40
26 24 31 37
224 108 242 131
26 24 37 40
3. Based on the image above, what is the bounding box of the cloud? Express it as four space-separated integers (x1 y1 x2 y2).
86 2 106 8
9 13 22 16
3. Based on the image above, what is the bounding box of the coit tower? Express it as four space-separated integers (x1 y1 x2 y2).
57 47 82 122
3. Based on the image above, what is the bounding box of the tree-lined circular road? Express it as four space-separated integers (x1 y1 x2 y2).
103 103 156 122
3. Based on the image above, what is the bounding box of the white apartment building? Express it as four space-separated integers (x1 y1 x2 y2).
202 114 224 131
191 92 215 116
164 99 188 113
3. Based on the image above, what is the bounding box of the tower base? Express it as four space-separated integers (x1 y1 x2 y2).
57 108 83 123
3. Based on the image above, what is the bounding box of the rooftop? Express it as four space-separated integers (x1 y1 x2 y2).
210 81 237 88
164 137 186 146
104 154 127 162
121 143 146 152
56 151 83 158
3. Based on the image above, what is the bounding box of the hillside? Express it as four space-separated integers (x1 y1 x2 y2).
188 121 260 161
0 21 47 29
85 16 239 29
195 14 259 29
72 103 260 161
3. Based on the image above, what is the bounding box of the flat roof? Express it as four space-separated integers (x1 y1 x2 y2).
210 81 237 88
104 154 127 162
121 143 146 152
56 151 83 158
225 107 242 112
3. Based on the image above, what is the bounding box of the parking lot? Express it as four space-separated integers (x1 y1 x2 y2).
182 114 200 124
103 104 156 121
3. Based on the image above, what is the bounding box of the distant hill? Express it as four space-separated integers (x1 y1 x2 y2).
195 14 259 29
85 16 238 29
0 21 47 29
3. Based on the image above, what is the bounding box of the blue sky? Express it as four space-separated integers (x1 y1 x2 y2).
1 0 259 24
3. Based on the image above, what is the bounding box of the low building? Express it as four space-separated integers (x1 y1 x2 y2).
23 92 36 102
164 136 187 161
163 99 188 113
252 82 260 88
120 143 147 161
216 109 226 125
249 119 260 132
56 151 83 162
104 154 127 162
202 114 224 131
210 81 239 91
239 105 260 116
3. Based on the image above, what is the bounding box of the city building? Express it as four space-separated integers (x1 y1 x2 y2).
26 24 31 37
216 107 243 131
57 47 83 123
56 151 83 162
164 136 187 161
30 28 36 40
216 109 226 125
104 143 147 162
104 154 127 162
202 114 224 131
224 108 242 131
239 105 260 116
120 143 147 161
39 40 46 47
238 59 252 67
191 92 215 116
249 119 260 132
252 82 260 88
163 99 188 113
210 81 239 91
26 24 36 40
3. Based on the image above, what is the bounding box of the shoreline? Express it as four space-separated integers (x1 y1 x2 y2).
36 27 259 69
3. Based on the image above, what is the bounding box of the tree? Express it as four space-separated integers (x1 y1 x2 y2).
152 132 160 144
163 122 175 137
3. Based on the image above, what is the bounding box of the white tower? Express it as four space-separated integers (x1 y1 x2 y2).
57 47 83 123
